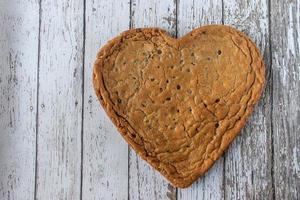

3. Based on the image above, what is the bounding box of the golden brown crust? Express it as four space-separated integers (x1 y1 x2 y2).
93 25 265 188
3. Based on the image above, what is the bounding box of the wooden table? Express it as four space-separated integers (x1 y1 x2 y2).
0 0 299 199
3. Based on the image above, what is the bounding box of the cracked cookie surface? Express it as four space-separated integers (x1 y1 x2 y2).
93 25 265 188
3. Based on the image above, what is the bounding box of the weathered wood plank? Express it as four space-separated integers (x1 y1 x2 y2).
82 0 130 199
222 0 273 199
271 1 300 199
128 0 177 199
177 1 223 199
130 0 177 36
177 0 223 35
35 0 84 199
0 1 39 199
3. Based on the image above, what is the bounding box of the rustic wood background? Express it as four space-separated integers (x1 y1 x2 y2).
0 0 299 199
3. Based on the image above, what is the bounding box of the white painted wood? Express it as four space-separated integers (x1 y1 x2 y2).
35 0 84 199
177 1 224 199
82 0 130 199
131 0 177 36
0 1 39 200
271 1 300 199
129 0 177 199
129 153 176 200
0 1 300 199
222 1 273 199
177 0 223 35
178 160 224 200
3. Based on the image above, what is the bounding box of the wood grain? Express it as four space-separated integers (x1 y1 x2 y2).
222 1 273 199
177 1 224 199
35 0 84 199
271 1 300 199
0 1 299 199
177 0 223 35
0 1 39 199
82 0 130 199
128 0 177 199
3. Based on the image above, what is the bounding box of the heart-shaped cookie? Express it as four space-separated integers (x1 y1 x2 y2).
93 25 265 188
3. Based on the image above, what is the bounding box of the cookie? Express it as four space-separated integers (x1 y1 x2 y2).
93 25 265 188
